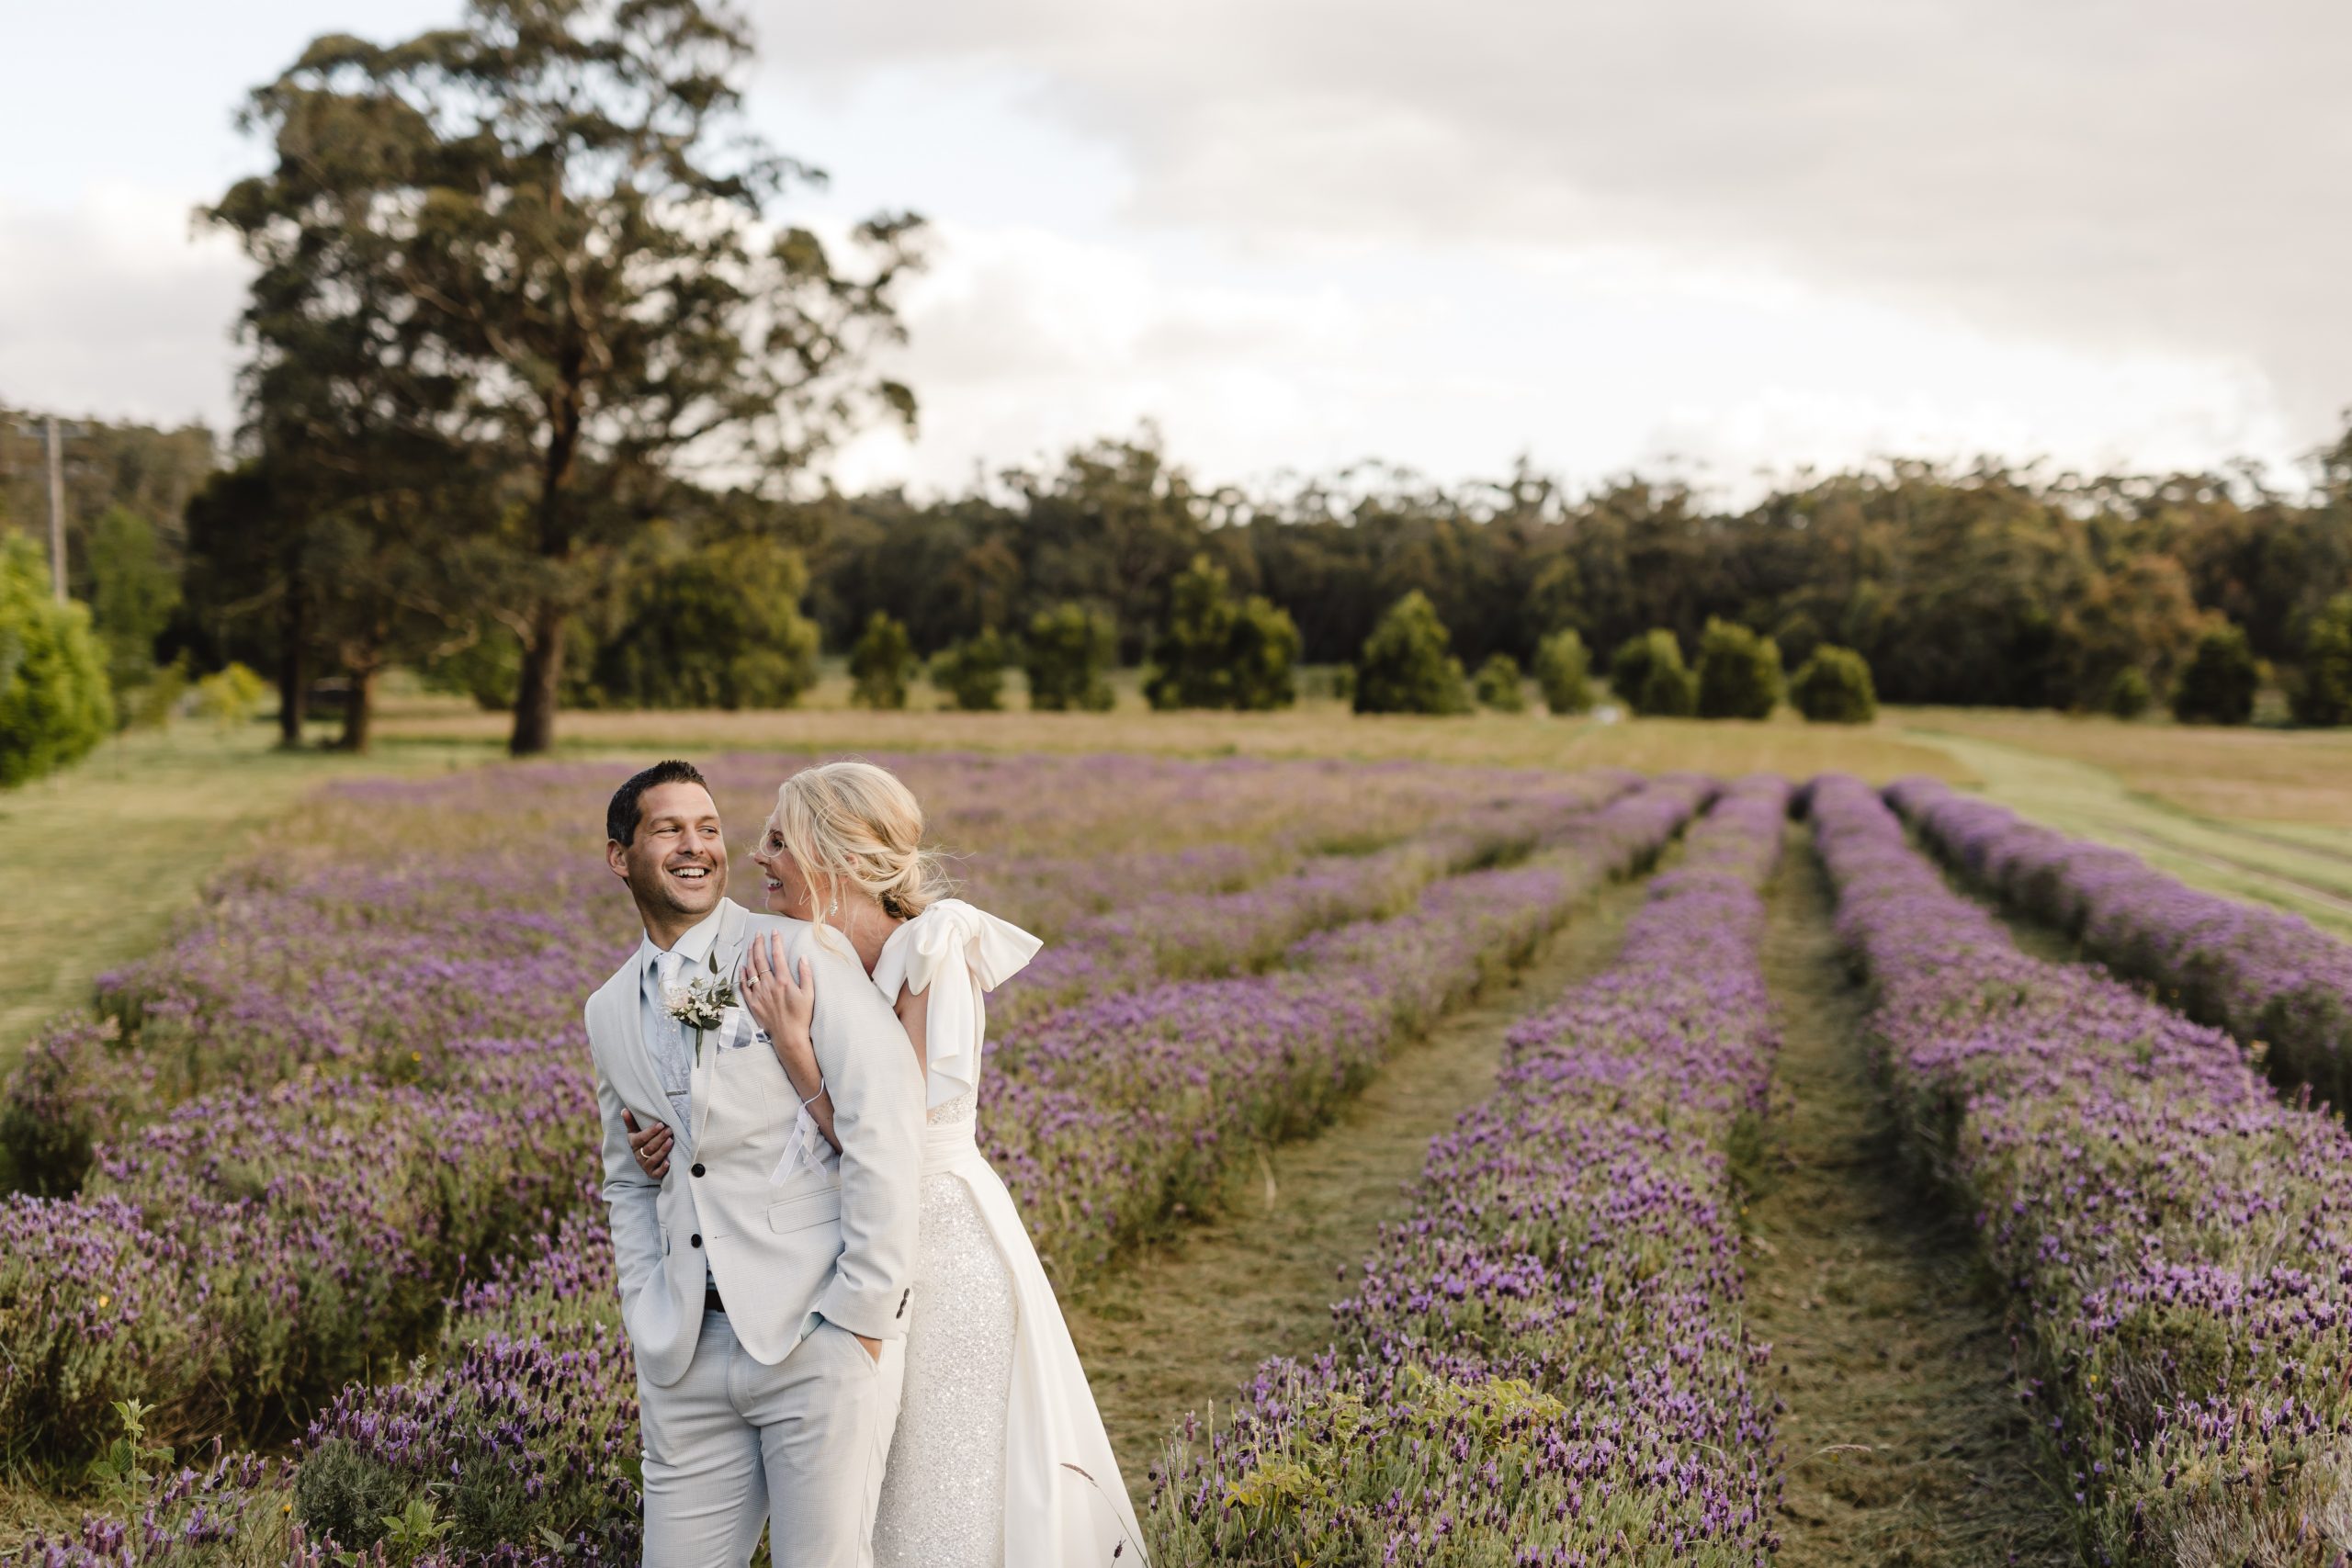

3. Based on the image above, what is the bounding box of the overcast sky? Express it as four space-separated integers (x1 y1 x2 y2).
4 1 2346 500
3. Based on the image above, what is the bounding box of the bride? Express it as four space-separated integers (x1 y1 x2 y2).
632 759 1144 1568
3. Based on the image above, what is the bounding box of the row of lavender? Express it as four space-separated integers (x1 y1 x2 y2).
982 773 1708 1280
1809 774 2352 1566
1145 776 1790 1567
1884 774 2352 1114
17 776 1715 1562
12 753 1611 1192
0 753 1623 1464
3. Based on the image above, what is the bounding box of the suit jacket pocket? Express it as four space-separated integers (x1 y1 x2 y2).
714 1004 761 1052
768 1188 844 1235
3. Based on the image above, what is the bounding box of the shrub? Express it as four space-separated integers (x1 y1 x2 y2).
1695 618 1781 719
930 629 1010 711
1226 596 1303 712
0 536 115 786
192 662 269 728
2171 621 2261 726
1146 556 1299 710
87 507 180 716
1024 603 1117 712
593 535 820 710
2105 666 2154 720
1790 645 1878 724
1772 610 1824 672
1352 592 1471 715
848 612 915 710
2291 593 2352 728
128 653 193 730
1610 628 1696 717
1473 652 1526 713
1532 628 1593 715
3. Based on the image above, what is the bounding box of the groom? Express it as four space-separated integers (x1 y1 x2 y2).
587 759 925 1566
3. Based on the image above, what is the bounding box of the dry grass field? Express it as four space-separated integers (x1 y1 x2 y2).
372 682 1967 779
1906 707 2352 827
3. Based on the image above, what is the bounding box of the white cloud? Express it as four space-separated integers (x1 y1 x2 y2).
0 186 249 432
827 215 2296 502
762 0 2352 464
0 0 2338 501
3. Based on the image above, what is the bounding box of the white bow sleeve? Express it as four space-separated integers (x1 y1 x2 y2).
885 899 1044 1109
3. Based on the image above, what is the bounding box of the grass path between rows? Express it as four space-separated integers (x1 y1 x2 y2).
1060 856 1665 1485
1741 829 2076 1568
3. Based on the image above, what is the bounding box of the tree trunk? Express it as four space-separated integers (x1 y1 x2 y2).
277 586 310 748
336 662 379 753
509 602 568 756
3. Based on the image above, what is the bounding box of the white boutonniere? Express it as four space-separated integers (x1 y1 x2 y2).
663 952 738 1062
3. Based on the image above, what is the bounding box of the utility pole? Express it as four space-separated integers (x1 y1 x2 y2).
44 416 66 603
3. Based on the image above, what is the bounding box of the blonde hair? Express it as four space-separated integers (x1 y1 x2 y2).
769 760 949 923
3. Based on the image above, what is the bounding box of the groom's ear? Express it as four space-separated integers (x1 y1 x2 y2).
605 838 632 883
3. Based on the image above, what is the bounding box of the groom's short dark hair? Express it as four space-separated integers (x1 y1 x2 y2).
607 760 711 846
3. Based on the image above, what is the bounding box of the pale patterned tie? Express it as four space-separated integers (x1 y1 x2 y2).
652 949 693 1129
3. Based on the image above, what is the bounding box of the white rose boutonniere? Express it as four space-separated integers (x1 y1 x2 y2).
663 952 739 1062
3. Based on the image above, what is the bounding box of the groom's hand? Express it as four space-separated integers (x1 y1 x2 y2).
855 1332 882 1363
622 1109 673 1180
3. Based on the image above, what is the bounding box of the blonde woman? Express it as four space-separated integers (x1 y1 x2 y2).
629 760 1144 1568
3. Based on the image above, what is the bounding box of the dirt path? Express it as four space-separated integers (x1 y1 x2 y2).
1743 831 2075 1568
1061 863 1661 1485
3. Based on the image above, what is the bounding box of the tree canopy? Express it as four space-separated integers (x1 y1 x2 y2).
207 0 923 752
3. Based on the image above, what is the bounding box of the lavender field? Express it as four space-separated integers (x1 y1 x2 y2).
6 750 2350 1568
1885 774 2352 1113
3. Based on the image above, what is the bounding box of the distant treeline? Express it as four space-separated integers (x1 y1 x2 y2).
799 434 2352 711
7 412 2352 758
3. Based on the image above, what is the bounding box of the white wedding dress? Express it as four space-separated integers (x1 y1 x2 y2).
862 899 1146 1568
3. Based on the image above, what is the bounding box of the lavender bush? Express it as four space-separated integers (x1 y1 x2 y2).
1884 773 2352 1114
1810 773 2352 1566
0 752 1664 1564
0 754 1605 1444
1145 777 1790 1566
264 777 1715 1562
14 753 1616 1193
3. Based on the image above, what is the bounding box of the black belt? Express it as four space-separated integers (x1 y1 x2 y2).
704 1284 725 1314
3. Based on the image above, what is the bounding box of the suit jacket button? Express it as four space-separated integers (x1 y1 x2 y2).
690 1163 706 1178
690 1234 703 1248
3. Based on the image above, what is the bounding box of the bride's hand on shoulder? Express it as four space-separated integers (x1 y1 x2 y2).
741 931 818 1080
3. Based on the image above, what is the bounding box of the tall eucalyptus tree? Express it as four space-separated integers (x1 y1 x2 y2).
213 0 922 751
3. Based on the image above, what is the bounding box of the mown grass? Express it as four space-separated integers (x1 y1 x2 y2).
1906 706 2352 828
0 720 482 1064
1741 829 2075 1567
1901 718 2352 937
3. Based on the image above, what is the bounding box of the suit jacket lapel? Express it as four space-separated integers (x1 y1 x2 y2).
710 898 751 987
596 965 666 1117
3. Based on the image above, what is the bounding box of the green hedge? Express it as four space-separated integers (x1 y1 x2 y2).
0 537 115 787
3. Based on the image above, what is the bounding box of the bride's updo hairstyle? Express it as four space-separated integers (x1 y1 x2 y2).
769 760 950 922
